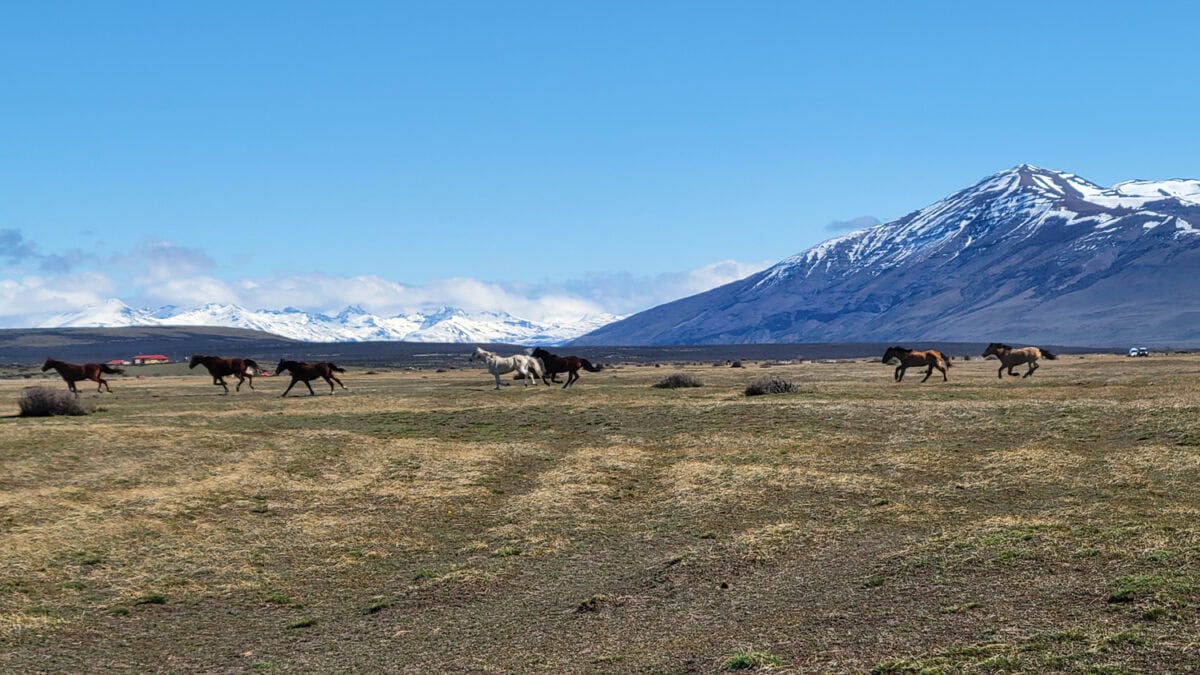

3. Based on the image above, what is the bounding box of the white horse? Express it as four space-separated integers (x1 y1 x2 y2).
469 347 546 389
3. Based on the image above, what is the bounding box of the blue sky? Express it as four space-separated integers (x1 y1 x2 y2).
3 2 1198 325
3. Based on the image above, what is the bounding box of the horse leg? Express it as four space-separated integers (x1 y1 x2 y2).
921 365 933 383
281 378 298 397
492 371 502 390
306 379 317 396
244 373 254 391
215 377 229 395
330 374 347 391
96 377 107 393
895 365 905 382
939 364 948 382
566 369 578 388
1024 361 1038 378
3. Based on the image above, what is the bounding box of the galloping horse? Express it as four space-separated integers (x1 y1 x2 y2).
468 347 546 389
530 347 602 388
42 358 124 394
981 343 1057 379
881 346 951 383
275 359 348 396
189 354 261 395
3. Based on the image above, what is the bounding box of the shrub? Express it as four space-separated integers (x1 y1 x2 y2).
652 373 703 389
18 386 91 417
730 361 744 368
744 375 801 396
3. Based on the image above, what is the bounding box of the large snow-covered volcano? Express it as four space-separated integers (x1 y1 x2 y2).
575 165 1200 346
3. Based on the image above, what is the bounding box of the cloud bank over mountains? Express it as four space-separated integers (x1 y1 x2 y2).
0 230 771 331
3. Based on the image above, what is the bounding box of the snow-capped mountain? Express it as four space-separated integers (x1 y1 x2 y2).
575 165 1200 346
39 300 618 345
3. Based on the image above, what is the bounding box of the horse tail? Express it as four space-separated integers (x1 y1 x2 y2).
243 358 260 372
1040 348 1058 360
99 364 125 375
327 362 346 373
933 351 951 368
581 358 602 372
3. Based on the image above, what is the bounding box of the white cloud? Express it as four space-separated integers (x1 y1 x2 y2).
825 215 881 232
0 274 118 327
0 235 774 326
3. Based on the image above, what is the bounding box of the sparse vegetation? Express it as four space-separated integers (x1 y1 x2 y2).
722 650 784 670
1 356 1198 671
744 375 801 396
18 386 91 417
652 372 703 388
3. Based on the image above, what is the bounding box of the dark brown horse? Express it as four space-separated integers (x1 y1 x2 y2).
881 346 951 382
531 347 602 388
189 354 261 395
42 358 124 394
275 359 348 397
982 343 1056 379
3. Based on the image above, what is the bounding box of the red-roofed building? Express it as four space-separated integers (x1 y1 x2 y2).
107 359 129 366
132 354 170 365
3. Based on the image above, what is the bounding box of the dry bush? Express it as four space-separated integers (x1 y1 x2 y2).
652 373 704 389
744 375 801 397
730 361 744 368
18 386 92 417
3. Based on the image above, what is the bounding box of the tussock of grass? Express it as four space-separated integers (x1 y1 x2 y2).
744 375 801 396
652 373 703 389
18 386 91 417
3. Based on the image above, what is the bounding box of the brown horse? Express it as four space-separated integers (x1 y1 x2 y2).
981 343 1057 379
881 346 951 382
531 347 602 388
42 358 124 394
275 359 348 397
189 354 261 395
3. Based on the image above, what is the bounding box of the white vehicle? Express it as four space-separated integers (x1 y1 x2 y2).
1128 346 1149 357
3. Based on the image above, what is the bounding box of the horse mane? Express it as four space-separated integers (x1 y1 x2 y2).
887 345 910 353
991 343 1012 350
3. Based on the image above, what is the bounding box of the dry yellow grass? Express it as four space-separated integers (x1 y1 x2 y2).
1 355 1198 672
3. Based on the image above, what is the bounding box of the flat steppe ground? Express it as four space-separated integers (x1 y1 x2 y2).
1 355 1198 673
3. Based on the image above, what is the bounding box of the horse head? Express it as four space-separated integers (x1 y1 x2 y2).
982 343 1005 358
882 346 908 364
188 354 205 369
469 347 490 363
531 348 551 359
275 358 290 375
41 358 55 372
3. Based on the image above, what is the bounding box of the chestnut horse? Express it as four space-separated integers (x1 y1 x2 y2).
189 354 261 395
530 347 602 388
982 343 1056 379
275 359 348 396
881 346 951 383
42 358 124 394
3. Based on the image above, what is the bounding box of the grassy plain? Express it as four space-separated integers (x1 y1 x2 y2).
1 355 1198 673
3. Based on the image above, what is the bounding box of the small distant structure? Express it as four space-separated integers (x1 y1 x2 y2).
132 354 170 365
1127 347 1149 357
107 359 131 366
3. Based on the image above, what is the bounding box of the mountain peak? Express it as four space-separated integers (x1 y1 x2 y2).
576 164 1200 346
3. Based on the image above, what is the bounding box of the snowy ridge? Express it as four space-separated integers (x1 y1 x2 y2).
39 299 619 345
758 164 1200 289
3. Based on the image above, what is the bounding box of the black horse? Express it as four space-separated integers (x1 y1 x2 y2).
531 348 602 388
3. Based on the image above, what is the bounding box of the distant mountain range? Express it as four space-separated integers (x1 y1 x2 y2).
39 299 619 345
575 165 1200 346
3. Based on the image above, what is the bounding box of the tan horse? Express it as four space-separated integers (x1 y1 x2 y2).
882 346 951 382
981 343 1056 379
